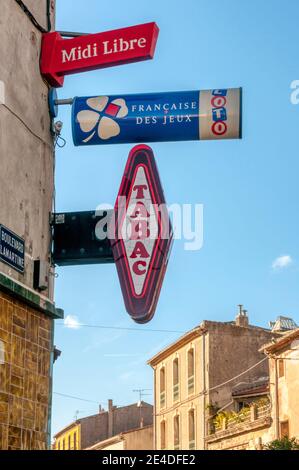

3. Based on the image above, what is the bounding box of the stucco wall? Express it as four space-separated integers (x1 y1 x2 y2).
154 333 206 450
80 403 153 449
152 322 277 450
101 440 124 450
207 322 275 408
0 0 55 298
53 423 80 450
124 426 153 450
81 413 109 449
269 339 299 440
90 426 153 450
207 420 272 450
0 0 56 451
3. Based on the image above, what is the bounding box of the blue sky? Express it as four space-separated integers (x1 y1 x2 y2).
52 0 299 436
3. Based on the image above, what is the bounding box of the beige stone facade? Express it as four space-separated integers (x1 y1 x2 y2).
205 328 299 449
53 400 153 450
87 425 154 450
206 402 272 450
148 311 277 450
263 328 299 441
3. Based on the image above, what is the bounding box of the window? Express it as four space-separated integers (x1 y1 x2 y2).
189 409 195 449
280 420 289 438
68 435 71 450
174 415 180 450
160 367 166 408
173 358 179 402
160 421 166 450
237 401 246 412
58 441 60 451
278 359 285 378
63 438 65 450
188 349 195 394
74 432 77 450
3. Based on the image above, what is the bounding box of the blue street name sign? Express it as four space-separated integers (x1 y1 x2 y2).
72 88 242 146
0 225 25 273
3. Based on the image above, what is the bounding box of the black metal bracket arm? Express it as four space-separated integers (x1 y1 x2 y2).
57 31 91 38
51 211 114 266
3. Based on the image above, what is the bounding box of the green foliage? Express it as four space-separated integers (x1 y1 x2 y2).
213 406 251 429
255 397 270 407
264 436 299 450
209 397 271 434
206 402 219 414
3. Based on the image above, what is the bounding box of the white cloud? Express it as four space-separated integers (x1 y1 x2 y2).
272 255 293 270
64 315 81 330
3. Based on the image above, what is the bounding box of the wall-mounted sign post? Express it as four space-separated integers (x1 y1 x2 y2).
71 88 242 145
51 145 173 324
111 145 173 324
52 211 114 266
0 225 25 273
41 22 159 87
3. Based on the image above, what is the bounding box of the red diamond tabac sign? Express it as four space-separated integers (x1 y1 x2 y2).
111 145 173 324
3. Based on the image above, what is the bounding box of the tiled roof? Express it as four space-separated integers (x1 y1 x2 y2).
232 377 269 397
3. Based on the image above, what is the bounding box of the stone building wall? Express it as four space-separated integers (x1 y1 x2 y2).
206 419 272 450
0 0 55 293
0 0 63 450
149 318 278 450
0 291 53 449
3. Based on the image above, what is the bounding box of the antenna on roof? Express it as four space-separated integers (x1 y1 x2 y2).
73 410 82 421
132 389 152 429
132 389 152 404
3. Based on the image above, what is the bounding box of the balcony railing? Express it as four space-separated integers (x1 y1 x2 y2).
209 402 271 436
189 440 195 450
160 391 166 409
256 403 271 419
173 383 179 402
188 375 195 394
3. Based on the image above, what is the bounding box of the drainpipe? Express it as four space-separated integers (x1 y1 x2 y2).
47 319 55 449
202 333 206 450
153 367 157 450
108 399 114 438
274 358 280 439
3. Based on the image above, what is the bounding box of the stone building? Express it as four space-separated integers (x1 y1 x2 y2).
148 307 279 450
205 323 299 450
0 0 63 450
262 327 299 441
86 425 153 451
52 400 153 450
206 377 273 450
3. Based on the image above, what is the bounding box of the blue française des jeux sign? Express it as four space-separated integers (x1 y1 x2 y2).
0 225 25 273
72 88 242 146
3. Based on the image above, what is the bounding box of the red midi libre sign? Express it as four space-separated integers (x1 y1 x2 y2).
111 145 173 324
41 22 159 87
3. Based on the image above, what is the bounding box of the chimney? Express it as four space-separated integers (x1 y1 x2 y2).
108 399 114 438
235 305 249 327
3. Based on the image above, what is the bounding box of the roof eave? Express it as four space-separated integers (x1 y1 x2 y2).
147 326 206 367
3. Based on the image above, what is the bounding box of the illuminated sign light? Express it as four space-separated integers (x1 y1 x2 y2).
72 88 242 145
111 145 173 324
41 23 159 87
